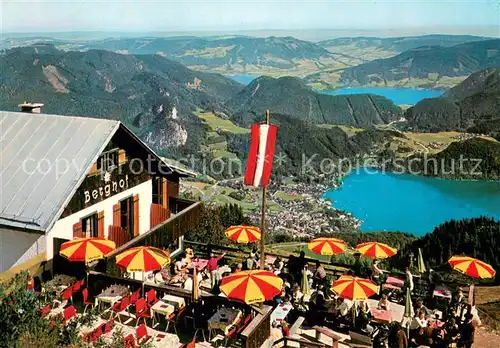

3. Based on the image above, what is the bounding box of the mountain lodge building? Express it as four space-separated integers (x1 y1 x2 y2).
0 109 197 276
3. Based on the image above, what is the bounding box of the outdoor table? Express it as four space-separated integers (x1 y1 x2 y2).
151 300 176 327
162 294 186 309
266 255 277 265
152 332 181 347
208 307 243 337
191 259 209 272
383 283 402 291
95 285 129 311
271 303 293 322
386 276 404 287
370 308 392 324
433 286 452 300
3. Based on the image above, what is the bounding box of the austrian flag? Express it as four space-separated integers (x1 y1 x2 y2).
244 123 278 188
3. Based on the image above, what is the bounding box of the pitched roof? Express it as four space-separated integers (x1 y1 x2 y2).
0 111 192 233
0 111 120 232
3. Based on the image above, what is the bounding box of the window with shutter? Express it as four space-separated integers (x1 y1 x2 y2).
73 221 83 238
97 211 105 238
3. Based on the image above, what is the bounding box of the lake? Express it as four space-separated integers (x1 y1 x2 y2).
323 170 500 236
226 74 257 85
226 74 444 105
321 87 444 105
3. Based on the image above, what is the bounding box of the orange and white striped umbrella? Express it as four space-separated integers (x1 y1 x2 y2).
115 246 170 272
60 237 116 263
225 225 261 243
331 275 379 300
356 242 397 259
448 256 496 279
220 270 283 304
308 237 346 255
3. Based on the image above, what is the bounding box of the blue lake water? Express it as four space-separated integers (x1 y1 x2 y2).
226 74 444 105
321 87 444 105
323 170 500 236
226 74 257 85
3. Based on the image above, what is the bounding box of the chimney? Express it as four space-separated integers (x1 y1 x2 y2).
19 102 44 113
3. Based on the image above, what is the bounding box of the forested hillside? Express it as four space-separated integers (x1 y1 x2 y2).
340 39 500 86
226 76 402 126
398 217 500 278
0 44 243 157
406 67 500 132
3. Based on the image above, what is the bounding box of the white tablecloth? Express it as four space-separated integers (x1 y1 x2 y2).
208 308 242 334
162 294 186 309
271 304 293 322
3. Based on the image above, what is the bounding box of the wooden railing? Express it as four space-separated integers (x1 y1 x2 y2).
183 240 349 278
169 196 197 214
108 225 130 248
150 203 170 229
87 270 206 301
103 200 202 276
241 305 272 348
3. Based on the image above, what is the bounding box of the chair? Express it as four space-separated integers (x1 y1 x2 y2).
88 324 104 343
72 281 82 293
130 289 141 305
146 289 158 307
57 287 73 306
134 298 151 326
103 319 115 334
135 324 151 345
123 333 136 348
82 288 94 314
63 305 77 325
166 306 186 334
111 296 130 323
40 304 51 318
224 325 238 346
182 335 196 348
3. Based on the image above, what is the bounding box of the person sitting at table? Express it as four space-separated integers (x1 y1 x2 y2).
153 269 165 284
355 300 373 334
274 257 285 275
410 310 428 342
414 299 431 318
274 289 287 305
378 294 391 310
246 253 256 270
234 263 243 273
444 317 460 346
291 284 303 305
389 322 409 348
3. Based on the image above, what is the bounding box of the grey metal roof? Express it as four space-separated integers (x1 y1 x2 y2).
0 111 120 232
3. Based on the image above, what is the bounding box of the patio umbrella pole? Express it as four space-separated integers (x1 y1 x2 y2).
259 110 270 270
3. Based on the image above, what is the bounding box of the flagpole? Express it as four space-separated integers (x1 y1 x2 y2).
260 110 270 270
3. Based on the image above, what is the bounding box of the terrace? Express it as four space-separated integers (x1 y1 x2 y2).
23 208 491 348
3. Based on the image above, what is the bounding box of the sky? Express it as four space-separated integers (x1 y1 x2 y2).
1 0 499 36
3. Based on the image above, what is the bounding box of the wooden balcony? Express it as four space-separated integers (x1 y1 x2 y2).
108 225 130 248
101 199 202 276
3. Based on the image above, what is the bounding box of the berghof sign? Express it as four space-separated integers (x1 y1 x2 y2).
83 174 130 204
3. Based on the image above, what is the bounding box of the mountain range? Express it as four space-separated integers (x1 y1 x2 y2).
339 39 500 87
405 67 500 132
2 34 494 89
226 76 402 126
0 44 400 172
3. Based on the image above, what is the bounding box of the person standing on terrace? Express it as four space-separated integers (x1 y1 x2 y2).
207 252 226 290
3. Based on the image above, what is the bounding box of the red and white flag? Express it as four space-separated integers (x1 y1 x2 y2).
244 123 278 188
